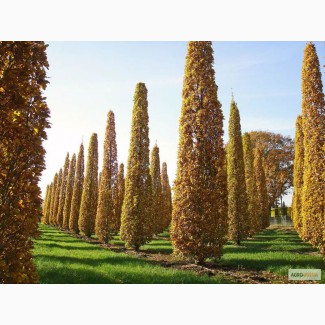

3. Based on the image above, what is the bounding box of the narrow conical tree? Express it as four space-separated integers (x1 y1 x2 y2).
79 133 99 237
49 173 58 225
292 115 304 237
69 143 85 233
95 111 118 243
254 148 269 229
161 162 172 231
120 82 152 250
113 163 125 233
242 133 260 235
43 182 53 225
171 42 228 262
52 169 63 226
63 154 76 229
41 185 50 224
150 144 163 235
57 154 70 227
227 98 248 245
301 43 325 247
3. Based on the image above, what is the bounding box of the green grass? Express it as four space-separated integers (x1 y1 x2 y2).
33 224 230 284
33 225 325 283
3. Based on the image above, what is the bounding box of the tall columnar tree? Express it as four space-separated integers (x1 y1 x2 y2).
113 163 125 233
0 41 50 283
56 154 70 227
301 43 325 247
49 173 58 225
120 82 152 250
170 41 228 262
292 115 304 237
79 133 99 237
43 182 53 225
95 111 118 243
42 185 50 224
69 143 84 233
161 162 172 231
254 148 269 229
63 154 76 229
53 169 63 226
227 98 249 245
242 133 260 235
150 144 163 235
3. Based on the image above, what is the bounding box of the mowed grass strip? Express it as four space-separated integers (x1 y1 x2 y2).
33 224 231 284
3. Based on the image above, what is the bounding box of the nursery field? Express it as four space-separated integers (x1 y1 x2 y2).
33 224 324 284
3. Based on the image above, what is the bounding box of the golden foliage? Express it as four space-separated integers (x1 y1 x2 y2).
242 133 260 235
292 116 304 236
57 153 70 228
79 134 99 237
69 143 84 233
120 83 152 250
171 41 228 262
0 41 50 283
113 163 125 233
254 148 269 229
161 162 172 231
227 98 248 244
95 111 118 243
300 43 325 248
63 153 76 229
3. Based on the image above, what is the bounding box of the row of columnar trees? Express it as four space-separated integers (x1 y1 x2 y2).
42 105 173 248
292 42 325 257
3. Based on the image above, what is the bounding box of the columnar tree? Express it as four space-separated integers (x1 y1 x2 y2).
171 41 228 262
69 143 84 233
113 163 125 233
43 182 53 225
63 153 76 229
161 162 172 231
49 172 59 225
0 41 50 283
242 133 260 235
53 169 63 226
150 144 163 234
301 43 325 247
42 185 50 224
254 148 269 229
292 115 304 237
95 111 118 243
120 82 152 250
227 98 248 245
56 153 70 227
79 133 99 237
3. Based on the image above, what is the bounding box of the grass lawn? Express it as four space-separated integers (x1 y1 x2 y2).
33 224 231 284
33 224 324 284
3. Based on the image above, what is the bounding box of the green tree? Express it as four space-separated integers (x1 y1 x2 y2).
113 163 125 233
120 83 152 250
301 43 325 247
292 115 304 237
79 134 99 237
49 172 59 225
242 133 260 235
254 148 269 229
161 162 172 231
150 144 163 234
0 41 50 283
171 42 228 262
56 154 70 227
69 143 84 233
53 169 63 226
227 98 248 244
95 111 118 243
63 153 76 229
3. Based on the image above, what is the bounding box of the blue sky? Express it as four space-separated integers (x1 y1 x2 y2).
42 41 325 205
